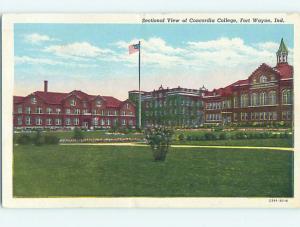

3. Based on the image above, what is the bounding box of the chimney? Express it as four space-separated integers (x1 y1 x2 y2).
44 80 48 93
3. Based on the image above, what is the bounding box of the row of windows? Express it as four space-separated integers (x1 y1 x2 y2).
145 119 200 126
145 99 202 108
234 111 292 121
29 96 131 109
145 109 200 116
17 117 133 126
206 90 292 110
16 107 133 116
206 113 222 121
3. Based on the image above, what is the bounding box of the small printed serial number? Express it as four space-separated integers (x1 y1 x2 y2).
268 198 289 203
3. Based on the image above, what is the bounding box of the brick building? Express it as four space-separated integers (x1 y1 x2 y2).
129 85 207 127
13 81 136 130
129 38 293 127
203 38 293 125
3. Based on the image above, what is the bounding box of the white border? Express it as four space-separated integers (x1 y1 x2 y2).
2 13 300 208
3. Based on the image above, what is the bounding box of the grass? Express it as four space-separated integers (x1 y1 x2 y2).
13 144 293 198
172 138 293 147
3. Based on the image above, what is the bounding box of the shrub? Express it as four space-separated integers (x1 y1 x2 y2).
219 132 228 140
16 133 32 145
73 127 84 140
44 135 60 145
204 132 216 140
178 133 185 141
145 127 174 161
33 130 45 146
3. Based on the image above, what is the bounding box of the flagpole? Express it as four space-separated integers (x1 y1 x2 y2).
138 40 142 129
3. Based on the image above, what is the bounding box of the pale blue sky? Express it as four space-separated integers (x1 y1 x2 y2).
14 24 293 99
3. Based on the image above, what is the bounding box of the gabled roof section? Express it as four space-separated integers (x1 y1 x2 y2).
13 96 24 104
34 91 66 104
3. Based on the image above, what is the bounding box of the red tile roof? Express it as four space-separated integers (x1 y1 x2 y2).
14 90 126 108
13 96 24 103
274 64 293 79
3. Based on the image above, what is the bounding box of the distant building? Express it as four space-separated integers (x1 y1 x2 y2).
129 38 293 127
13 81 136 129
203 38 293 125
129 85 207 127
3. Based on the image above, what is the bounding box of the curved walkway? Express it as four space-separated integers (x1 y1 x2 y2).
60 143 293 151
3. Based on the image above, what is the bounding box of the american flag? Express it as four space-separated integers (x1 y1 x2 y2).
129 43 140 54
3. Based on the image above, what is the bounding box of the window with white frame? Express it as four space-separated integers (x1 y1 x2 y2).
93 117 98 126
122 119 126 125
46 107 52 114
56 108 61 114
268 91 277 105
36 107 42 114
282 89 292 104
25 116 31 125
233 97 238 108
26 107 31 114
100 119 105 125
260 75 267 83
55 118 62 125
17 105 22 114
96 99 102 107
17 117 22 125
251 93 258 106
31 96 37 104
46 118 52 125
36 117 42 125
65 109 71 114
65 118 71 125
73 118 79 125
259 92 267 106
74 109 80 115
106 119 110 125
70 99 76 106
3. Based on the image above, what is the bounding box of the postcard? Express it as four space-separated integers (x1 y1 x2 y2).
2 13 300 208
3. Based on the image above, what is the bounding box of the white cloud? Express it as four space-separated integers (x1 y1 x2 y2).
114 37 293 70
15 55 98 68
44 42 113 59
24 33 56 44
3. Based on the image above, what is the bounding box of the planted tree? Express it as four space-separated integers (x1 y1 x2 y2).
73 127 84 140
145 126 174 161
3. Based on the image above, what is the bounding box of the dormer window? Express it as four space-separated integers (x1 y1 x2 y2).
96 100 102 107
260 75 267 83
31 96 37 104
70 99 76 106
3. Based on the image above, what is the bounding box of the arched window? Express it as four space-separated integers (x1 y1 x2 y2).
251 93 258 106
240 94 248 108
268 91 277 105
259 92 267 105
282 89 292 104
260 75 267 83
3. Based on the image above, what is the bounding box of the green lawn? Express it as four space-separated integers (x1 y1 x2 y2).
13 144 293 197
172 138 293 147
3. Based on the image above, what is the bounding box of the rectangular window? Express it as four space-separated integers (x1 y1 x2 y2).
36 107 42 114
17 117 22 125
26 107 31 114
46 108 52 114
25 116 31 125
101 119 105 125
122 119 126 125
56 108 61 114
107 119 111 125
36 117 42 125
65 109 71 114
74 109 80 115
65 118 71 125
70 99 76 106
17 105 22 114
46 118 52 125
93 117 98 125
55 118 62 125
73 118 79 125
31 96 37 104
